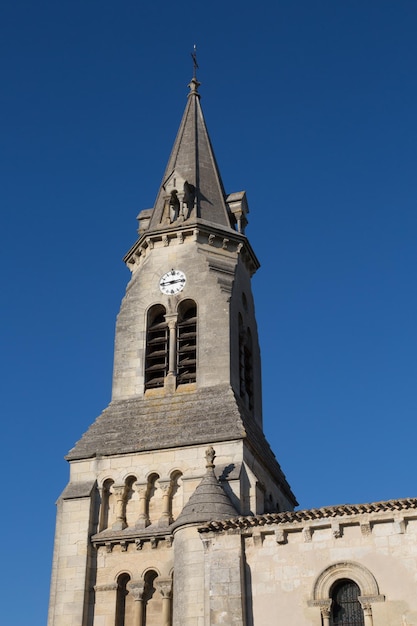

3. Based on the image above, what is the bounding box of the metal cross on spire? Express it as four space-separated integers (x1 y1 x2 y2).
191 44 199 79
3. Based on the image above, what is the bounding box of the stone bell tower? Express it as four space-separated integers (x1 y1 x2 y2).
48 74 297 626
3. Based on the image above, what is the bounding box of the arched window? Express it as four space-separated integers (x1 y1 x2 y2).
143 570 160 625
176 300 197 384
115 573 134 626
311 561 383 626
170 471 183 521
145 305 168 389
147 473 160 525
99 478 114 531
330 579 364 625
124 475 138 528
239 315 254 411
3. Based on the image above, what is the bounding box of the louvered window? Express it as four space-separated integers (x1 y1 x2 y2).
145 306 169 389
177 301 197 384
330 579 364 626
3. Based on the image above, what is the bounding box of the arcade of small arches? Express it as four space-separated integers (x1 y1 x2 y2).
104 568 173 626
99 470 183 532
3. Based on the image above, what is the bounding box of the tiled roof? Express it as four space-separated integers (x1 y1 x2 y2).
199 497 417 533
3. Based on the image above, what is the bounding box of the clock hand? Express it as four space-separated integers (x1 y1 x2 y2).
163 278 183 285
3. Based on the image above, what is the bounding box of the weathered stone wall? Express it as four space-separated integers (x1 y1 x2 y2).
200 503 417 625
113 231 241 401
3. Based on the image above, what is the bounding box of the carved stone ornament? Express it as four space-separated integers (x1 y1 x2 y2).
135 539 143 550
275 528 287 544
205 446 215 468
127 580 146 601
155 577 173 599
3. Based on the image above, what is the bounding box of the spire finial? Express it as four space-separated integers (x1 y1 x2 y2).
191 44 199 80
188 45 201 97
205 446 215 469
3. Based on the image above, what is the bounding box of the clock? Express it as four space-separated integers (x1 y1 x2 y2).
159 269 186 295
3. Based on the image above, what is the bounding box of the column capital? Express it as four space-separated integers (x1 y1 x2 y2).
155 577 173 599
128 580 146 602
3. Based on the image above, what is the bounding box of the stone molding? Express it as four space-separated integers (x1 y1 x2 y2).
123 225 259 277
92 530 173 552
311 561 384 601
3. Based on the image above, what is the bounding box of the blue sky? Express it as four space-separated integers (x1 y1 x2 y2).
1 1 417 623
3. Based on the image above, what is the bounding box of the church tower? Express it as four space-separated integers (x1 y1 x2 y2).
48 74 296 626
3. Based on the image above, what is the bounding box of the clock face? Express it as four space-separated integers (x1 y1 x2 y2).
159 269 186 295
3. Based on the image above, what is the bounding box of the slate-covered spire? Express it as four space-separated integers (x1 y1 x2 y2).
146 77 236 232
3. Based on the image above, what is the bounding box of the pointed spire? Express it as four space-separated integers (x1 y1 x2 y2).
146 72 235 232
171 447 238 530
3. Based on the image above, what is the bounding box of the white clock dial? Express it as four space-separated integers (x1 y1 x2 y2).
159 269 186 295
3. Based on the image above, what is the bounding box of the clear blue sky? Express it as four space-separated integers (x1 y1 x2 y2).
1 1 416 623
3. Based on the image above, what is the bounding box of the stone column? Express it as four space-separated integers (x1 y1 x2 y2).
134 482 150 529
155 578 173 626
128 581 146 626
167 318 177 375
360 601 373 626
165 316 177 393
158 481 172 526
112 484 127 530
319 601 332 626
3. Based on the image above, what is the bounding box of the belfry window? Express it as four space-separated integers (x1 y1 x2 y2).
239 315 254 410
330 579 364 626
177 300 197 384
145 305 169 389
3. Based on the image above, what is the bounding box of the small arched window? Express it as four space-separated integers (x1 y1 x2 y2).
143 570 160 625
177 300 197 384
99 478 114 531
330 579 364 626
115 573 134 626
145 305 168 389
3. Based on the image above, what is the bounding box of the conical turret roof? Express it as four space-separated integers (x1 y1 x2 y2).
147 77 234 232
172 447 238 530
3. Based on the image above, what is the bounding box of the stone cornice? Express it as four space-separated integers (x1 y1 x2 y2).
198 497 417 533
123 223 259 277
91 526 173 552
